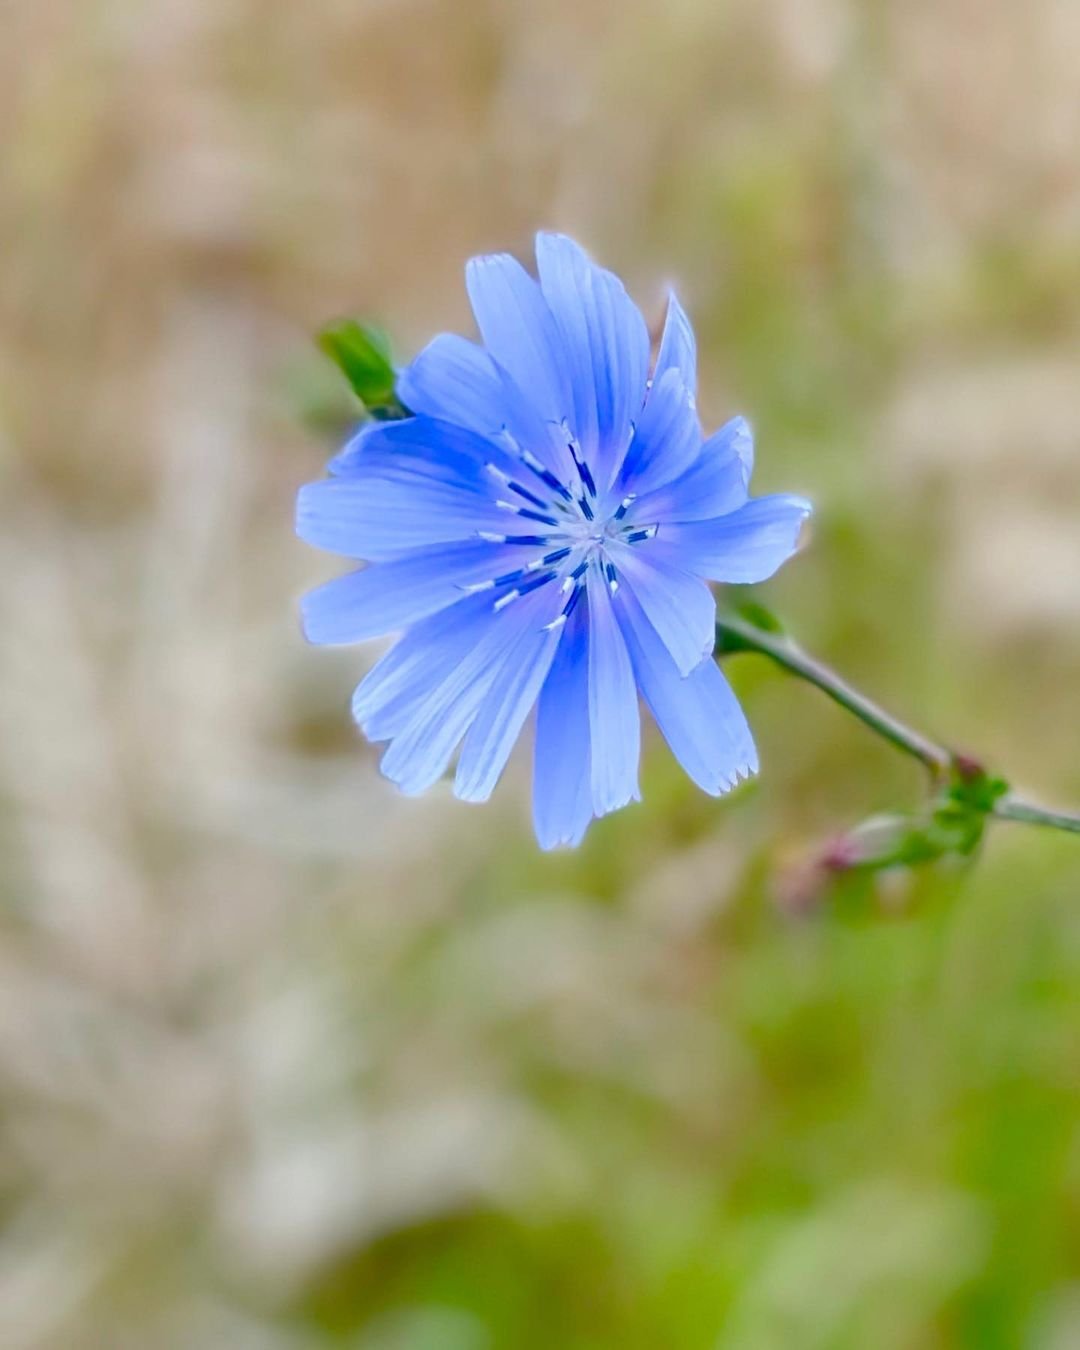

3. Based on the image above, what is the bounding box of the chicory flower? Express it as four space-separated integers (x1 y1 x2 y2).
297 234 809 846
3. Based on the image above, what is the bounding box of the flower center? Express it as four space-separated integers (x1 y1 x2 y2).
469 435 658 622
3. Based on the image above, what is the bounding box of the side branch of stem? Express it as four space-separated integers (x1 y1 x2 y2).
715 611 1080 839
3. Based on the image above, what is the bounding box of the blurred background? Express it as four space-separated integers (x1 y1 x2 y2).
2 1 1080 1345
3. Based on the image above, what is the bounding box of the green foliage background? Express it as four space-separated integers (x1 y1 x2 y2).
1 1 1079 1346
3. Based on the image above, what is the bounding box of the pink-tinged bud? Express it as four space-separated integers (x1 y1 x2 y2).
951 752 986 782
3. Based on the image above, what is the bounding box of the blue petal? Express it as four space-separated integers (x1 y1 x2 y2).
301 539 525 645
728 414 754 487
465 251 574 432
615 367 700 500
397 336 567 478
607 541 716 677
628 415 750 527
296 477 506 561
352 595 496 743
586 567 640 815
327 422 378 476
652 291 697 396
619 587 757 795
347 416 513 487
296 418 519 561
661 493 811 582
534 234 599 454
533 603 594 849
396 334 508 436
454 594 564 803
535 233 651 492
378 588 555 796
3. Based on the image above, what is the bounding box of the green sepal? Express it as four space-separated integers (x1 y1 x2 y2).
945 762 1010 816
317 319 403 417
835 780 1007 873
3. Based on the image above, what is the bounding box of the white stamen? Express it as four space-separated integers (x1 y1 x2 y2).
461 579 495 593
494 589 519 611
521 450 546 473
477 530 506 543
543 613 568 631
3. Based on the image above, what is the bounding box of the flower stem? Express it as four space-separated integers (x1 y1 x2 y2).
992 797 1080 835
715 610 1080 838
715 611 951 773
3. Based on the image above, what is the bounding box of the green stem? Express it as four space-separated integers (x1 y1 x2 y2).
716 612 952 774
715 611 1080 838
992 797 1080 835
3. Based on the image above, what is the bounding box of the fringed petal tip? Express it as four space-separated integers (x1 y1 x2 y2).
708 752 760 798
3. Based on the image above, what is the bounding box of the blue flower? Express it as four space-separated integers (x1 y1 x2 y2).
297 233 810 848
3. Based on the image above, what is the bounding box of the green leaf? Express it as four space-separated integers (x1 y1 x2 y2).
317 320 399 413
